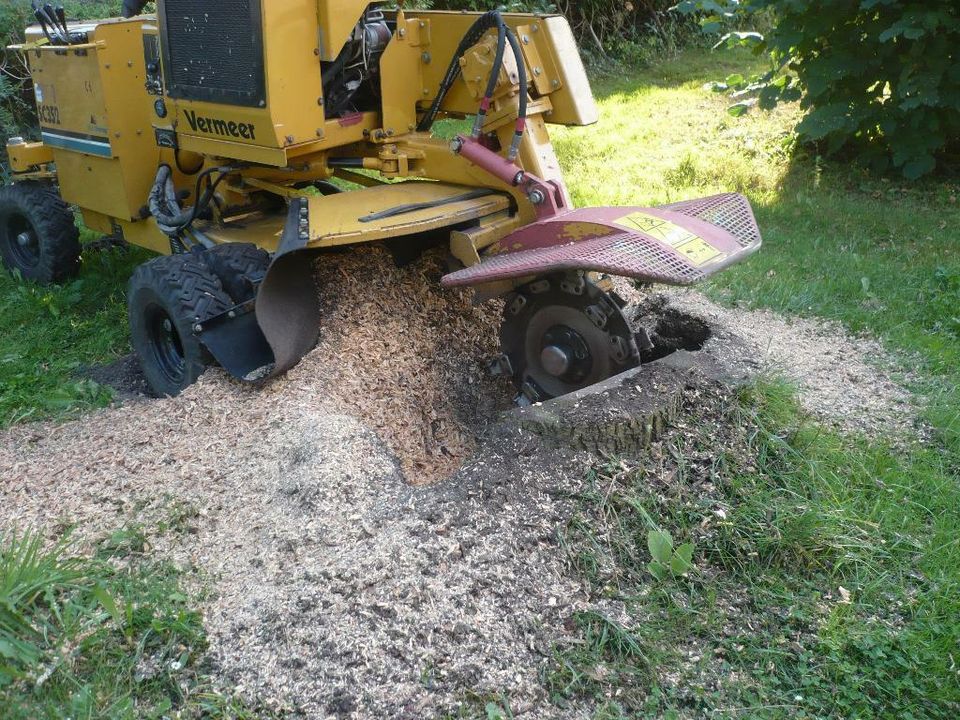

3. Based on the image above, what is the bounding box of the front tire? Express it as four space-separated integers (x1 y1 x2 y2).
0 182 80 283
127 253 232 397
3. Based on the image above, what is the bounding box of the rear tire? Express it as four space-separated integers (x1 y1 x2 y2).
206 243 271 303
127 253 232 397
0 182 80 284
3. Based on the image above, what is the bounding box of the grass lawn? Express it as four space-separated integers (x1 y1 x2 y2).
0 238 148 425
0 525 259 719
1 45 958 718
545 47 960 718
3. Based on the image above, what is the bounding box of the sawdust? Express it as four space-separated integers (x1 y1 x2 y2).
616 282 921 440
0 249 923 716
302 246 513 484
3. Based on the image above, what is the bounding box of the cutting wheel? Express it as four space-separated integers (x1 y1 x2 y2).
500 272 640 403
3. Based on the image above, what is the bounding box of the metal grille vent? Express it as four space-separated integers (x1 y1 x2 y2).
662 193 760 248
161 0 265 107
442 231 706 288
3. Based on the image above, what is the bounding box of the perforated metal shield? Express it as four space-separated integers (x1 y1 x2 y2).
441 193 761 288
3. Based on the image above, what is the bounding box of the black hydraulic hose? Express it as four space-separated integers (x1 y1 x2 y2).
149 165 235 236
471 19 507 138
32 7 55 44
41 4 65 43
503 25 529 160
416 10 503 132
150 166 193 231
32 2 63 44
55 6 68 37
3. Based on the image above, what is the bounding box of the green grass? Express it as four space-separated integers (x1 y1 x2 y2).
0 235 147 425
547 382 960 718
540 45 960 719
0 526 258 719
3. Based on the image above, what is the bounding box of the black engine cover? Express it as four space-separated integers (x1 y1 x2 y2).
158 0 266 108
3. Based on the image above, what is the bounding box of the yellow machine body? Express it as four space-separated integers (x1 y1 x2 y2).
4 1 760 400
9 2 597 262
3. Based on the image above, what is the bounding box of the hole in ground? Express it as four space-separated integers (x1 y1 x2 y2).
627 296 712 363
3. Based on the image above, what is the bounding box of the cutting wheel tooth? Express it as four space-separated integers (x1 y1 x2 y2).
635 327 655 352
528 279 551 294
585 304 608 329
508 294 528 316
487 353 513 377
609 335 630 363
560 271 585 295
520 379 542 404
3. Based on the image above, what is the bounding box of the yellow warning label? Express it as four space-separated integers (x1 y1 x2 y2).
614 211 723 266
674 237 723 265
614 211 697 247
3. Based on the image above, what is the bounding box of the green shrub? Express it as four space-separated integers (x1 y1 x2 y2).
676 1 960 178
424 0 703 65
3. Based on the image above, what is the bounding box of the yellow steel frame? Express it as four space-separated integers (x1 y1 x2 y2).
7 2 599 267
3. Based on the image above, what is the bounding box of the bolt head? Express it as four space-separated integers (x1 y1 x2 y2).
541 345 571 377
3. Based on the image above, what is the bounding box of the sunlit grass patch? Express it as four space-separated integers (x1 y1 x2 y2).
0 528 259 719
550 381 960 718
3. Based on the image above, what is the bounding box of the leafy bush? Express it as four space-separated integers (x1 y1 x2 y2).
676 1 960 178
424 0 703 65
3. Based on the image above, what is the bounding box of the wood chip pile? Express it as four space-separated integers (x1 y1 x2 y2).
301 245 514 484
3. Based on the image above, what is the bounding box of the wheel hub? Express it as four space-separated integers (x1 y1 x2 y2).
540 324 592 382
499 273 640 403
540 345 570 376
146 304 186 383
4 215 40 268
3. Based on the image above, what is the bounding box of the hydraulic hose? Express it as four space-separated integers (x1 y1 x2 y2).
149 166 193 234
471 19 507 138
504 25 528 160
418 11 530 160
417 10 503 132
149 165 234 237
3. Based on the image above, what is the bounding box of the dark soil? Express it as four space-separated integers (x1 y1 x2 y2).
83 353 150 402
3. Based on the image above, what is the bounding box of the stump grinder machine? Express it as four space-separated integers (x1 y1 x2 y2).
2 0 761 401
